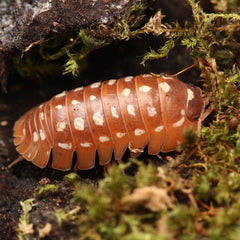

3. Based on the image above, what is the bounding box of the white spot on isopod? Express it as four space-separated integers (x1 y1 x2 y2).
99 136 110 143
23 128 26 136
55 91 66 98
116 132 126 138
55 105 62 110
40 112 44 120
27 153 31 158
139 85 152 92
74 87 83 92
74 117 84 131
124 76 133 82
181 109 185 115
71 100 81 105
56 121 66 132
39 104 43 109
89 95 96 101
134 128 145 136
121 88 131 96
39 129 46 141
155 126 164 132
111 107 119 118
58 142 72 150
80 142 92 148
33 131 39 142
142 74 152 78
127 105 135 116
173 117 185 128
92 112 104 126
187 89 194 101
90 82 101 88
147 106 157 117
159 82 171 93
108 79 116 85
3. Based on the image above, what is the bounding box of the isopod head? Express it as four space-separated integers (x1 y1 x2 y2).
185 84 205 121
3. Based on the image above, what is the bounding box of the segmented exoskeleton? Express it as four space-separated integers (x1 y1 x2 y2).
13 74 206 170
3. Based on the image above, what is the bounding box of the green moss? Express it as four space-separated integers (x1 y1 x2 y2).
63 172 80 185
53 206 81 226
111 3 147 41
71 160 170 239
63 29 110 76
34 184 59 199
141 39 175 65
12 3 148 79
62 3 148 76
17 198 35 240
140 0 240 87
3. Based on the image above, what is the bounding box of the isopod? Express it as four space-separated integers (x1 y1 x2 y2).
13 74 207 170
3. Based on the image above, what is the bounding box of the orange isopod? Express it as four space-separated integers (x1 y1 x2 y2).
13 74 206 171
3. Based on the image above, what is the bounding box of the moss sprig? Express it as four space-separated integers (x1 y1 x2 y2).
52 3 148 76
34 184 59 199
17 199 35 240
140 0 240 74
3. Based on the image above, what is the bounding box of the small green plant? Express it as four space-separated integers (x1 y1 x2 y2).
53 206 81 226
17 199 35 240
34 184 59 199
41 3 148 77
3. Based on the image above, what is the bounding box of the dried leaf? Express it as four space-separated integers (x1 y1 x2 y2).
38 223 52 238
121 186 174 212
21 223 34 235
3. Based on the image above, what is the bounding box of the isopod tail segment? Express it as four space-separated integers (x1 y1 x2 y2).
13 68 211 171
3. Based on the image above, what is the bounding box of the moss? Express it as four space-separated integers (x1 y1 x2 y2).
62 3 148 76
34 184 59 199
53 206 81 226
71 160 173 239
12 2 148 78
63 172 80 185
17 199 35 240
140 0 240 105
62 29 110 76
